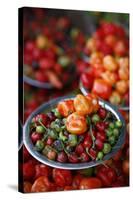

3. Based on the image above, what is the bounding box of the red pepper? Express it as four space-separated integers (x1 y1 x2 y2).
33 113 49 127
92 64 105 78
31 176 56 192
92 79 112 100
35 164 52 179
64 186 74 191
79 177 102 189
23 145 31 162
111 175 125 187
76 60 89 74
81 70 94 89
52 169 72 187
72 174 84 189
89 148 97 160
83 134 93 149
23 161 36 181
96 131 106 142
96 166 117 187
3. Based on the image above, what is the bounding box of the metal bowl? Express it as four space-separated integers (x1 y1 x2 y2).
23 8 96 89
24 95 126 170
24 75 53 89
24 63 77 89
79 80 129 111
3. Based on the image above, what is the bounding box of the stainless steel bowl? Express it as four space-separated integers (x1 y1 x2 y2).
24 62 77 89
24 75 53 89
23 9 95 89
79 80 129 111
24 95 126 170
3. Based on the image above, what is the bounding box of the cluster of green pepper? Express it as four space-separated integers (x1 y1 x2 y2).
96 120 123 161
32 113 80 159
106 121 123 145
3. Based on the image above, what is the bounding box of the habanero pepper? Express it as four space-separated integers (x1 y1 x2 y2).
96 166 117 187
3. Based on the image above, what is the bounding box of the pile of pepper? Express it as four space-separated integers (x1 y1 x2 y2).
21 8 129 193
81 22 129 107
29 94 123 163
24 8 86 89
19 126 129 193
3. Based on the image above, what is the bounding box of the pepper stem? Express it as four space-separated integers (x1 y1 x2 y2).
90 124 95 149
38 119 48 131
86 147 95 160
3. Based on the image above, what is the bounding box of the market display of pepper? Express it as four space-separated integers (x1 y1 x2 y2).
29 94 123 163
20 7 129 193
80 22 129 107
23 8 86 89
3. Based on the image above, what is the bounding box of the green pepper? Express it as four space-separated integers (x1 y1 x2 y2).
52 108 62 118
68 134 78 147
109 122 115 129
54 124 61 132
91 114 100 123
58 56 71 68
35 140 44 151
86 116 91 125
30 121 36 128
115 120 122 128
62 118 67 125
70 28 79 39
50 121 61 132
103 143 111 154
50 121 55 129
60 125 66 131
96 151 104 160
106 129 113 137
59 131 67 141
55 118 61 124
42 145 52 156
113 128 119 138
36 125 45 134
47 129 57 139
108 136 116 146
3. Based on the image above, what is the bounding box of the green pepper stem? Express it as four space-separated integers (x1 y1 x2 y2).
86 147 95 160
38 120 48 131
90 124 95 149
60 140 70 156
103 112 110 122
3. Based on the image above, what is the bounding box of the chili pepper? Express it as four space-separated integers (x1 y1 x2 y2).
52 169 72 187
96 166 117 187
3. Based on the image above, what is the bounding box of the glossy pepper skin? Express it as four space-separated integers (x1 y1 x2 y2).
52 169 72 187
79 177 102 189
92 79 112 100
96 166 117 187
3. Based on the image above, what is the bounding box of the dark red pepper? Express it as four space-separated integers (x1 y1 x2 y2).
97 166 117 187
52 169 72 187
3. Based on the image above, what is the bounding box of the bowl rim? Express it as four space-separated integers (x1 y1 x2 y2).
24 94 126 170
24 75 53 89
23 61 77 89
